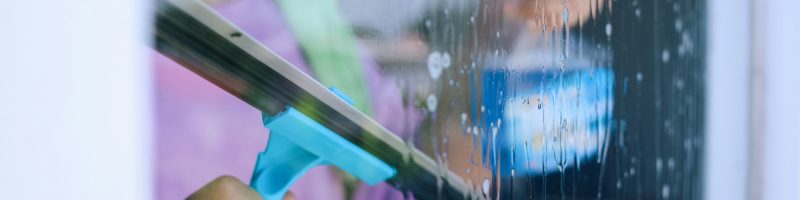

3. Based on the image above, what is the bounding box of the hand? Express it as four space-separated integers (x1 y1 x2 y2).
188 176 296 200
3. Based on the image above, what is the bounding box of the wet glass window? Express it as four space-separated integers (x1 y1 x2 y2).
155 0 706 199
336 0 703 198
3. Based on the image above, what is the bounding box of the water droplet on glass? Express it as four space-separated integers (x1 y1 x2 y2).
636 72 644 82
427 51 444 79
681 31 694 54
656 157 663 172
537 98 543 109
461 113 468 125
675 79 685 90
635 8 641 18
441 52 451 69
482 179 490 195
668 157 675 170
427 94 438 112
662 49 671 63
605 23 612 36
662 185 670 199
562 7 569 24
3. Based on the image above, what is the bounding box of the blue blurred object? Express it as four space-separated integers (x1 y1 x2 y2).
482 68 614 175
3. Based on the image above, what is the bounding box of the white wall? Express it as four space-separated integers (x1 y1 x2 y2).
760 0 800 199
0 0 153 199
705 0 751 199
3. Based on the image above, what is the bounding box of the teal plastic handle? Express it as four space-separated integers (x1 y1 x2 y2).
250 89 396 200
